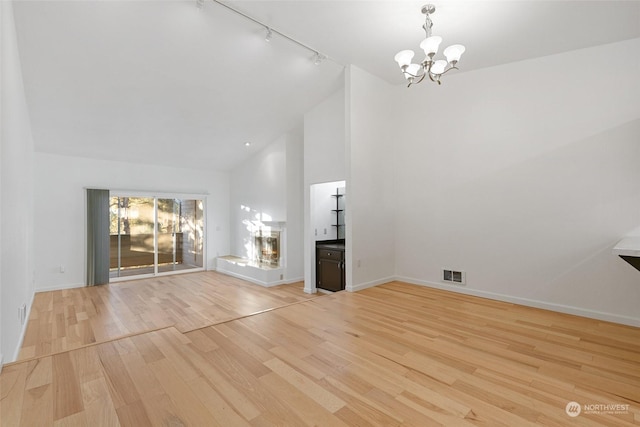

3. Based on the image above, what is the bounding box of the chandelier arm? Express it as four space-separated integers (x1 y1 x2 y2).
403 70 424 79
413 73 427 86
440 65 459 76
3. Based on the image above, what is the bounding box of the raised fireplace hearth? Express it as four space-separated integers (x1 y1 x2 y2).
215 222 286 287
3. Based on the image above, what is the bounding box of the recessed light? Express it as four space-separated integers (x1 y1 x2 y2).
244 142 251 147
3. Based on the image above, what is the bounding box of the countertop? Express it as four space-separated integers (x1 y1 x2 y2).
316 242 345 251
612 237 640 257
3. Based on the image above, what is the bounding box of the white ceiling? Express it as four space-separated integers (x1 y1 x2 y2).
12 1 640 171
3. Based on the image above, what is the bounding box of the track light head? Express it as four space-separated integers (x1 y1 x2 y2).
313 52 327 66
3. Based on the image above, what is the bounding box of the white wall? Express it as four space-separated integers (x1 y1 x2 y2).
304 87 346 185
229 127 304 281
345 66 396 291
1 0 37 362
312 181 345 242
303 86 346 292
230 135 286 257
393 38 640 325
33 152 230 291
285 126 304 281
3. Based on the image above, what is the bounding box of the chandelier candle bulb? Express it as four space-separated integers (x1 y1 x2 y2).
395 4 465 87
430 60 447 75
444 44 465 64
394 50 415 69
420 36 442 57
405 64 421 79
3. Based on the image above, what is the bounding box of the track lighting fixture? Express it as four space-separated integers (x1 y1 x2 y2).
205 0 329 66
313 52 326 66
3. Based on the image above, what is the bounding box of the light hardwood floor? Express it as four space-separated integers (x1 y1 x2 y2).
2 275 639 426
18 271 319 360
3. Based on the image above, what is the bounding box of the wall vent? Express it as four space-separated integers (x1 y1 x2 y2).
443 269 466 285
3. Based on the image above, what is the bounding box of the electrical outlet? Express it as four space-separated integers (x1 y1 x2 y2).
59 265 65 273
279 274 284 280
324 228 327 235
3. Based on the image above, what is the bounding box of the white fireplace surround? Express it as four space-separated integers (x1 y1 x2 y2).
253 230 281 266
216 221 287 287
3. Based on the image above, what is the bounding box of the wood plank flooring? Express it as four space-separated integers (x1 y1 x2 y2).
18 272 320 360
2 278 639 426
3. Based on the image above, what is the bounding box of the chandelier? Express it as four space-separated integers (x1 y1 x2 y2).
394 4 465 87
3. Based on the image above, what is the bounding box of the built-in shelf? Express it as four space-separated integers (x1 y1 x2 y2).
331 189 344 238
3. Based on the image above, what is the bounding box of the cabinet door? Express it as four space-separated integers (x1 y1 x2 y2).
318 259 343 292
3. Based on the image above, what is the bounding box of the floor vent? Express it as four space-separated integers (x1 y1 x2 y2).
443 269 466 285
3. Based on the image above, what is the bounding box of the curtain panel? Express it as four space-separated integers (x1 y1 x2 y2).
86 188 110 286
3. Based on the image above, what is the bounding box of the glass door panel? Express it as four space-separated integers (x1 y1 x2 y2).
157 198 179 273
109 196 156 278
182 199 204 269
109 195 204 280
157 198 204 273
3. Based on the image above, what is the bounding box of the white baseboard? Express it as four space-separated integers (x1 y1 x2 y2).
284 276 304 285
35 282 84 293
396 276 640 328
348 276 396 292
218 269 284 288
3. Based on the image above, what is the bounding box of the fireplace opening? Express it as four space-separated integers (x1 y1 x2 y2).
254 231 280 266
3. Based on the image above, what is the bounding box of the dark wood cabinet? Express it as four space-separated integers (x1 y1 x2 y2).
316 244 345 292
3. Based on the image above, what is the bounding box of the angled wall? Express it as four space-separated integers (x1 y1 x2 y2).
392 38 640 325
345 66 397 290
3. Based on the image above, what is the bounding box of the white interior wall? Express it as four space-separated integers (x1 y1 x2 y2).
230 134 286 258
229 127 304 281
303 87 346 292
345 65 396 291
1 0 37 362
33 152 230 291
1 0 4 369
285 126 304 281
393 38 640 325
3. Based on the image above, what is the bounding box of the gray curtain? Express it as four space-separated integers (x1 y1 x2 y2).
86 189 110 286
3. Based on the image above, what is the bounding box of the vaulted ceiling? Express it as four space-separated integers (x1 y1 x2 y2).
12 1 640 171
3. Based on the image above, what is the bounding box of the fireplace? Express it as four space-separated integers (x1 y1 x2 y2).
254 231 280 266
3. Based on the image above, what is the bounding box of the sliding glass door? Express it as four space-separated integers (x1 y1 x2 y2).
109 194 204 279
